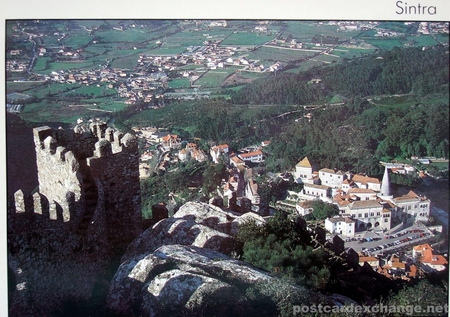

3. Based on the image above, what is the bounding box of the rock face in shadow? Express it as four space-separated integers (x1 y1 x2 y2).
108 245 272 316
107 202 354 316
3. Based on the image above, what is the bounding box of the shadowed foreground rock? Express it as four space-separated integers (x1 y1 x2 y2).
107 244 326 317
107 202 354 316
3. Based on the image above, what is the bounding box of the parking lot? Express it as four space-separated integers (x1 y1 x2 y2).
343 224 435 255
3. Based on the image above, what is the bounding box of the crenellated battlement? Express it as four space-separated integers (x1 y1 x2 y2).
10 119 142 244
8 117 143 316
7 190 72 235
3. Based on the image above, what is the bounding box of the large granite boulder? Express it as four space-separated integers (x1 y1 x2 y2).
122 217 236 262
122 202 266 262
107 244 321 316
231 211 266 235
172 201 238 234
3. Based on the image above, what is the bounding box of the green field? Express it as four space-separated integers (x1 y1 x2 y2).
165 29 230 47
60 33 92 46
6 81 46 94
332 47 376 58
168 78 191 89
311 54 340 63
405 35 438 47
6 20 449 128
220 31 275 46
195 70 232 87
95 28 154 43
109 49 148 68
249 46 316 62
83 45 110 55
282 21 361 42
435 33 449 44
365 38 404 50
377 22 419 34
146 46 186 56
40 60 95 74
285 59 327 73
367 93 449 110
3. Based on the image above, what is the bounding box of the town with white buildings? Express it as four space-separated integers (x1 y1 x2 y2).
134 128 447 281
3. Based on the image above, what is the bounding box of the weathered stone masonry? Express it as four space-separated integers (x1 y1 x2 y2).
7 120 142 315
9 121 142 242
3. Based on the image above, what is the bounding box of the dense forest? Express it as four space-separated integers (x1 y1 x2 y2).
230 46 449 104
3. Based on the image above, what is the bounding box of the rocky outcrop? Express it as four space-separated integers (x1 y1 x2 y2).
173 201 266 235
108 202 347 316
230 211 266 235
108 244 319 316
122 217 236 262
122 202 266 262
173 201 238 233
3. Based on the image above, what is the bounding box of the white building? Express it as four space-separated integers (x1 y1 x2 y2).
238 150 263 163
296 200 314 216
319 168 346 189
350 174 381 192
245 179 260 205
391 190 431 224
325 216 355 238
348 188 378 201
210 144 229 163
294 157 318 184
343 200 391 231
302 183 331 200
413 244 448 273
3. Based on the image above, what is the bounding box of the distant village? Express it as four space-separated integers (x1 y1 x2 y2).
6 21 450 111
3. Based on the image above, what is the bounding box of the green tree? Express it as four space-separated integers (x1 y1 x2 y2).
311 200 339 220
236 213 330 290
202 162 226 194
387 280 448 317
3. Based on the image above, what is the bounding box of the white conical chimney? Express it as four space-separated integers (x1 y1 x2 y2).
380 166 391 197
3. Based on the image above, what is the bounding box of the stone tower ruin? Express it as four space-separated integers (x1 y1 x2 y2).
9 120 142 245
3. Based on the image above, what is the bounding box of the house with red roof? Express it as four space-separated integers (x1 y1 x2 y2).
413 243 448 273
238 150 263 163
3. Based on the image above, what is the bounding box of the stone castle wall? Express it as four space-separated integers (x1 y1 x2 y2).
87 132 141 243
15 120 143 240
7 119 143 315
33 126 84 228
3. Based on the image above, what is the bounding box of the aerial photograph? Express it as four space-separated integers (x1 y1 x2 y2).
5 19 449 316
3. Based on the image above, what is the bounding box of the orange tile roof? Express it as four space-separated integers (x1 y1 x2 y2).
408 264 418 277
240 150 263 158
389 255 405 269
349 188 376 194
351 174 380 184
359 256 379 263
320 168 336 174
231 156 244 164
425 255 448 266
349 200 382 209
413 243 433 252
297 200 314 208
